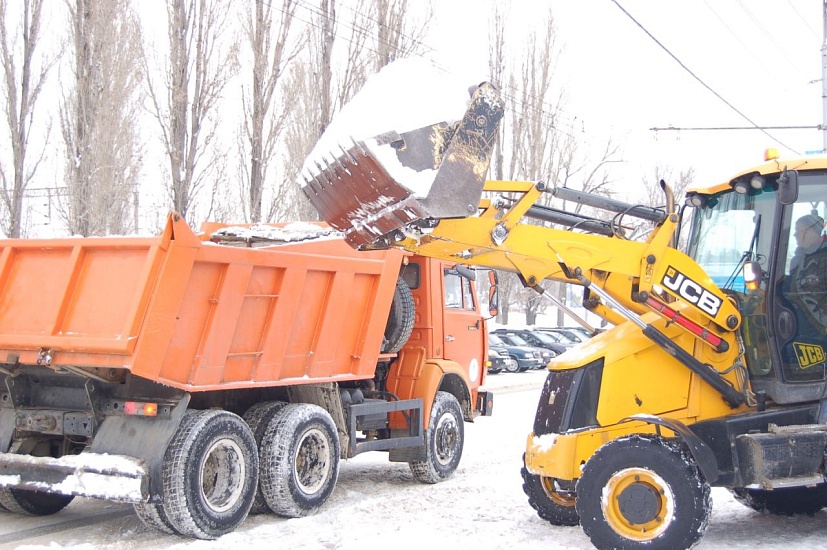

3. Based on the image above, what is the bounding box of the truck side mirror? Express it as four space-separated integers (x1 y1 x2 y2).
487 270 499 316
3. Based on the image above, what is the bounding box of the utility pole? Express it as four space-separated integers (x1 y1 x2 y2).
823 0 827 151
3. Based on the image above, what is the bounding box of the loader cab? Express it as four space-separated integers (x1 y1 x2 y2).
686 161 827 404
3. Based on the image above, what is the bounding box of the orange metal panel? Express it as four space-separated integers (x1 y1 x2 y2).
0 215 407 392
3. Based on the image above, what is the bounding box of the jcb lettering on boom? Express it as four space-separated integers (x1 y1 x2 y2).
661 266 722 317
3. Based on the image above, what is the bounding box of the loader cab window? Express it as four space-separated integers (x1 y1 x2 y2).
444 269 476 311
687 186 778 379
688 191 776 293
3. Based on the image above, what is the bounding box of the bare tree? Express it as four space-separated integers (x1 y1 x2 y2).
487 7 626 326
373 0 431 71
0 0 56 237
280 0 433 222
59 0 143 236
146 0 238 223
238 0 300 223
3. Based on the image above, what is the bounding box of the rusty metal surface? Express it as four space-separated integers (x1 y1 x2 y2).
301 83 504 249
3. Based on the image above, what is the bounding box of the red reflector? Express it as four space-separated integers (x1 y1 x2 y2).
123 401 158 416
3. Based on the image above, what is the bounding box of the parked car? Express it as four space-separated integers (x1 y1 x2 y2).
537 326 596 344
488 333 543 372
492 327 568 355
487 346 517 374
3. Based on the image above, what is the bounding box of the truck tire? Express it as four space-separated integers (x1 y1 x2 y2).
576 434 711 550
243 401 288 514
410 391 464 483
729 485 827 516
259 403 340 518
0 488 73 516
161 409 259 539
382 277 415 353
521 455 579 527
134 502 178 535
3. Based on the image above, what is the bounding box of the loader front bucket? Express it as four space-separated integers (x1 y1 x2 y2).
299 60 504 248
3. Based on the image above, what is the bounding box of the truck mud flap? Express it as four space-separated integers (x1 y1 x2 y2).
300 77 504 249
0 452 148 503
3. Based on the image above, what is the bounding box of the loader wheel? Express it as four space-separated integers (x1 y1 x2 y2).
0 488 73 516
729 485 827 516
259 403 340 518
576 435 711 550
161 409 259 539
382 277 415 353
410 391 464 483
521 455 579 527
243 401 288 515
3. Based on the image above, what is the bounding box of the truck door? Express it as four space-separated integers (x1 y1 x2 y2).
442 268 486 389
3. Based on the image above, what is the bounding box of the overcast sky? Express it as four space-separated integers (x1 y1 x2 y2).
427 1 824 196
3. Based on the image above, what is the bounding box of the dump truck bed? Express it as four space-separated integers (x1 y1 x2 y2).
0 213 404 391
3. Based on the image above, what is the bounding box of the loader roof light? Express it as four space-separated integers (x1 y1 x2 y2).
764 148 780 161
732 180 750 194
749 174 766 190
685 193 705 207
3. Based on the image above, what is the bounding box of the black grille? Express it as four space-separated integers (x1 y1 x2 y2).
533 359 604 436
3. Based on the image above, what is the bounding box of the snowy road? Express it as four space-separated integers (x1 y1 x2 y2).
1 369 826 549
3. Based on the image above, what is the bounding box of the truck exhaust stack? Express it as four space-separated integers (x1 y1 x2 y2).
299 60 504 248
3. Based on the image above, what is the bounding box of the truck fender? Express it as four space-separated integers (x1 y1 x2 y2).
622 413 719 484
386 348 472 430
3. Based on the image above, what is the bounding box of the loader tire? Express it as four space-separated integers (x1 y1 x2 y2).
0 488 73 516
382 277 415 353
410 391 464 483
243 401 288 515
576 434 711 550
259 403 340 518
521 455 579 527
729 485 827 516
161 409 259 539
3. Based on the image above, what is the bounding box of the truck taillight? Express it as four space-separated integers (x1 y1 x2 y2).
123 401 158 416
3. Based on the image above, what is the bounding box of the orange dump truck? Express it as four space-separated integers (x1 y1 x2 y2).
0 213 493 539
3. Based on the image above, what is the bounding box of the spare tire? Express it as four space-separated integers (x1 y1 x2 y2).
382 277 415 353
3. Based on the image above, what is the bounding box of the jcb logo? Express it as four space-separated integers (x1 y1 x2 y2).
661 267 722 317
794 342 826 369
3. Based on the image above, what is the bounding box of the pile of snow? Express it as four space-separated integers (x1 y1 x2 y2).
299 57 476 198
211 222 338 245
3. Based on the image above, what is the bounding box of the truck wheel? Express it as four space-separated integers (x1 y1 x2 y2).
134 502 178 535
259 403 340 518
161 409 258 539
0 488 73 516
243 401 288 514
729 485 827 516
410 391 464 484
576 434 711 550
382 277 415 353
521 456 579 526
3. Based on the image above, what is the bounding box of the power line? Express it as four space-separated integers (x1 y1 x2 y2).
651 125 819 131
611 0 801 155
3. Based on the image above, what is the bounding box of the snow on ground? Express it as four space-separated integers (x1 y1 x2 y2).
3 371 827 550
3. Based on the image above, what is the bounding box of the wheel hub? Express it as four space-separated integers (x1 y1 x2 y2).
617 482 660 524
434 413 459 465
602 467 673 541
